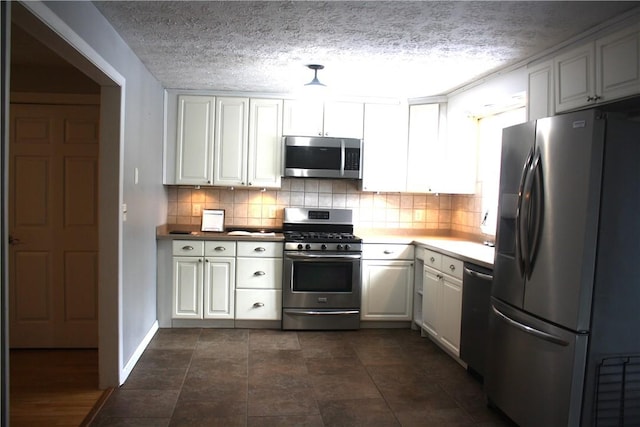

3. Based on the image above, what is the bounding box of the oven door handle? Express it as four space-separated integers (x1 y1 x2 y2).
285 253 362 260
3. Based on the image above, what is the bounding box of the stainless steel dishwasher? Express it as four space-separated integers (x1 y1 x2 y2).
460 262 493 379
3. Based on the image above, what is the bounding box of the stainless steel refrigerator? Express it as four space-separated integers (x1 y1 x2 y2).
486 109 640 427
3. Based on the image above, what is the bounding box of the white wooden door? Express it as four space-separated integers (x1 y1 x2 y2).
248 98 283 188
361 260 413 320
203 257 235 319
361 103 408 192
323 101 364 138
9 103 99 348
596 26 640 102
439 274 463 356
406 103 441 193
175 95 215 185
555 43 595 112
282 99 324 137
421 265 441 338
213 97 249 186
173 257 203 319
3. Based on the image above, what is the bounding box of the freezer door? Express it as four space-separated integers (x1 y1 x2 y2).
492 121 535 308
485 298 588 427
523 111 605 332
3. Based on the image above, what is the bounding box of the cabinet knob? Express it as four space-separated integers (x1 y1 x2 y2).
254 271 266 276
437 274 443 279
587 95 601 102
182 245 194 251
214 246 226 251
253 302 265 308
254 247 266 252
449 264 455 271
430 257 435 262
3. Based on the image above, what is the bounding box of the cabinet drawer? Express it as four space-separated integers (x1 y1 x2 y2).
172 240 204 256
237 241 283 258
236 258 282 289
363 243 414 260
442 255 463 280
422 249 442 270
235 289 282 320
204 241 236 257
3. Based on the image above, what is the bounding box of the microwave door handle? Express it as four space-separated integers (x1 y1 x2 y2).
340 140 345 176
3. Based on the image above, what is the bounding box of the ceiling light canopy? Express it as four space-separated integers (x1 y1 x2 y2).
305 64 326 87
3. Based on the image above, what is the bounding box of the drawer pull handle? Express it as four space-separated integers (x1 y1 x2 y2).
449 264 456 271
253 302 264 308
430 257 435 262
255 247 266 252
254 271 266 276
215 246 226 251
383 250 394 254
182 245 194 251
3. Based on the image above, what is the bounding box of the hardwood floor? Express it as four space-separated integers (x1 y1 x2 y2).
9 349 108 427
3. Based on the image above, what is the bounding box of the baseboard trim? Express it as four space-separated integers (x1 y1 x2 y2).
120 320 158 384
80 386 114 426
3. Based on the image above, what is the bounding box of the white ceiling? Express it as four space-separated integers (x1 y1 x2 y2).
92 1 639 99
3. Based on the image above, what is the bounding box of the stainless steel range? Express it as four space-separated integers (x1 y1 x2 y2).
282 208 362 330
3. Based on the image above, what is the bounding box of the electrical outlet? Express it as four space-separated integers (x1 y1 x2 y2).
192 204 202 217
268 206 277 218
414 210 424 221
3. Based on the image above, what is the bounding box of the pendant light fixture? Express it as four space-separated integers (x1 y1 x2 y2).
305 64 326 87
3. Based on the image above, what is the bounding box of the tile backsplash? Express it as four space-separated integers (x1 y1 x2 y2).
166 178 486 237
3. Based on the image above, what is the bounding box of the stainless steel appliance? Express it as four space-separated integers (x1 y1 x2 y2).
282 208 362 330
282 136 363 179
460 263 493 378
486 109 640 427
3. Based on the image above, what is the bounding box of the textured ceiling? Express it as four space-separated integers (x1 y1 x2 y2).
92 1 639 98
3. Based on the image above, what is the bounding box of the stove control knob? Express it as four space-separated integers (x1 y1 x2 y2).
297 244 304 250
345 244 351 251
321 244 327 250
336 244 344 251
305 244 311 250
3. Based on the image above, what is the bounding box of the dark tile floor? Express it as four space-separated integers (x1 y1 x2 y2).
91 328 516 426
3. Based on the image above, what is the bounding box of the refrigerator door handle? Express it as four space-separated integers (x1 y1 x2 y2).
528 151 544 274
492 304 570 346
516 149 534 277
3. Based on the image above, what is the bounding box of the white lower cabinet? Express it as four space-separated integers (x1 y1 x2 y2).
361 244 414 321
419 248 463 357
235 241 283 321
172 240 236 319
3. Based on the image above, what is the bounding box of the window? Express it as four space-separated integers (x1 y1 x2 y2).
477 107 526 236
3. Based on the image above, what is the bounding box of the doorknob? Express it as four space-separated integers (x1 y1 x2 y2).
9 235 21 245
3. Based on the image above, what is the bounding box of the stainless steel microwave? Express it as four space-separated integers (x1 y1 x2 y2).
282 136 363 179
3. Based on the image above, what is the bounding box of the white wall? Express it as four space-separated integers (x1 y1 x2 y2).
29 1 167 383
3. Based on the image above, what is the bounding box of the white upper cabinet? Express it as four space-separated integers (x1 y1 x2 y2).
247 99 283 188
213 97 249 186
283 99 364 139
556 25 640 113
406 103 441 193
213 97 283 188
361 102 408 192
527 60 554 121
596 25 640 103
174 95 216 185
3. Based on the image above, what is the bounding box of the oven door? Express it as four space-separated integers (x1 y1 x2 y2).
282 252 361 309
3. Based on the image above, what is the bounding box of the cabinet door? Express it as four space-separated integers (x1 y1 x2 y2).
361 260 413 321
406 104 441 193
203 257 235 319
173 257 203 319
422 265 441 337
527 60 554 121
323 101 364 139
596 26 640 102
283 99 324 137
248 99 283 188
175 95 215 185
555 43 595 112
213 97 249 186
439 274 462 356
361 103 408 192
